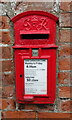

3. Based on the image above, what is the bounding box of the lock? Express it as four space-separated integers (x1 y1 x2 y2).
20 75 22 77
11 11 58 104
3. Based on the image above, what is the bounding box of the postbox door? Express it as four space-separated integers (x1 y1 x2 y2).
15 48 56 104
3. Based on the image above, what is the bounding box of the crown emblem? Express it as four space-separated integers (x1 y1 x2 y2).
23 15 48 30
31 16 38 23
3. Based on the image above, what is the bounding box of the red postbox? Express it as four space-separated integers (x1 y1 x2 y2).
11 11 58 104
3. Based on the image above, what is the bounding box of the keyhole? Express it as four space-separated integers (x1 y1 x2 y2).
20 75 22 77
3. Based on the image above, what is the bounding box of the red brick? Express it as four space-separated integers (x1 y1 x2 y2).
58 100 72 112
0 16 9 29
0 61 2 72
0 99 2 109
71 73 72 85
0 72 2 86
2 111 36 119
59 29 71 43
59 57 70 70
2 86 15 98
0 47 2 59
0 87 2 98
2 60 12 72
0 31 11 44
38 112 71 119
60 2 71 11
25 104 38 110
58 44 71 57
2 73 15 85
24 104 54 111
37 104 54 111
58 72 70 84
0 98 16 110
70 114 72 120
18 103 38 110
59 86 72 98
2 47 12 59
2 98 15 110
59 13 72 27
16 2 53 12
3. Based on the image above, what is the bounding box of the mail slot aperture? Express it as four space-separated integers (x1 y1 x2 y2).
21 34 49 39
11 11 58 104
20 31 50 39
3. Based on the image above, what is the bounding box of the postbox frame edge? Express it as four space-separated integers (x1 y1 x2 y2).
11 10 59 23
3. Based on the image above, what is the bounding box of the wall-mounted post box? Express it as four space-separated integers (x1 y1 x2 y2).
11 11 58 104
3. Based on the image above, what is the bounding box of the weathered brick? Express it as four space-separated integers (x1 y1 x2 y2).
2 60 12 72
0 87 2 98
70 114 72 120
0 111 2 120
0 98 16 110
59 13 72 27
58 100 72 112
60 2 71 11
37 104 54 111
25 104 38 110
0 47 2 59
2 47 12 59
59 29 71 43
38 112 71 119
18 103 38 110
0 16 9 29
0 72 2 86
58 44 71 57
25 104 54 111
0 99 2 109
2 86 15 98
59 86 72 98
58 72 70 85
0 31 11 44
0 61 2 72
2 111 36 119
16 2 53 12
59 57 70 70
2 73 15 85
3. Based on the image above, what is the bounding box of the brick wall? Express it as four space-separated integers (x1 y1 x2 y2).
0 1 72 119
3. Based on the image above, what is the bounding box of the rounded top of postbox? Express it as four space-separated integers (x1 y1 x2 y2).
11 11 59 23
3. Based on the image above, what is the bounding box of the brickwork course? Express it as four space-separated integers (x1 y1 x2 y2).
0 0 72 120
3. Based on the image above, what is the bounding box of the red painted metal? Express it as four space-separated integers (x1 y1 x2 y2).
11 11 58 104
11 11 58 23
20 30 50 35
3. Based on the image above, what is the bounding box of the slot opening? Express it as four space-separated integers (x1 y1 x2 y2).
21 34 49 39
